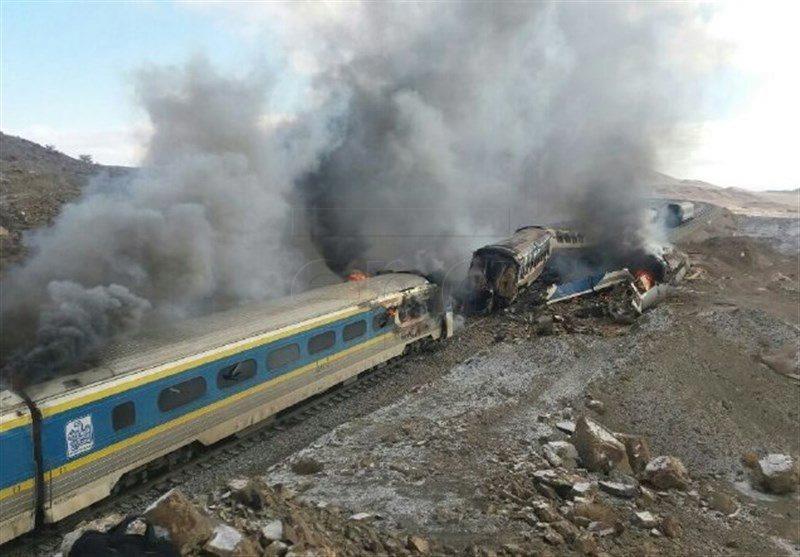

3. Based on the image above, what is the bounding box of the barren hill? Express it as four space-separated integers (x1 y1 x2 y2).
650 172 798 217
0 132 132 269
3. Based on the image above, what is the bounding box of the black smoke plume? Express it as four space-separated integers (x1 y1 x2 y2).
291 2 721 275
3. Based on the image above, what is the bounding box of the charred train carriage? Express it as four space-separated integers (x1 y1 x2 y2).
466 226 587 310
0 273 452 544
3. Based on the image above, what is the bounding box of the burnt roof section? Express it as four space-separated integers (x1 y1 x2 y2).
474 227 552 261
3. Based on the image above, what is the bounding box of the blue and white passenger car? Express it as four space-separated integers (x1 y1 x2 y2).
0 272 451 544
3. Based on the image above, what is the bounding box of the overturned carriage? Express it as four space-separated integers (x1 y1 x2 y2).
466 226 554 311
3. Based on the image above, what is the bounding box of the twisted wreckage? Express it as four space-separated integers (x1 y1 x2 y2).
464 225 689 314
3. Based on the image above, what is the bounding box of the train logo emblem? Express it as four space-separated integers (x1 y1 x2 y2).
65 415 94 458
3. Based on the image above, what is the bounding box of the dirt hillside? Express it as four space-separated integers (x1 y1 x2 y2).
650 172 798 218
0 132 131 270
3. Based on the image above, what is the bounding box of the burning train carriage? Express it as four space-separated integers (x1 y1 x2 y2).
466 226 554 310
0 273 452 544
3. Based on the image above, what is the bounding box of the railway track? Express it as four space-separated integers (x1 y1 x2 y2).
6 330 468 556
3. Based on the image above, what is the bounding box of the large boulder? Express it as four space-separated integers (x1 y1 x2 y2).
143 489 213 554
643 456 689 490
755 454 800 494
572 416 630 473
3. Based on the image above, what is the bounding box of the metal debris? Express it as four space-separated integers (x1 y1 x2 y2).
545 269 633 305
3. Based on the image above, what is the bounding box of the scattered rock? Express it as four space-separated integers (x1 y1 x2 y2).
144 489 214 554
585 399 605 414
598 480 637 499
551 520 578 543
639 486 657 503
533 502 561 523
633 511 658 528
261 519 284 542
263 540 289 557
407 535 430 554
614 433 652 474
574 533 599 555
204 524 260 557
227 478 266 510
571 501 617 527
572 416 631 473
291 457 324 475
659 516 682 539
532 469 579 497
700 486 738 514
124 517 148 536
542 445 563 467
556 421 576 435
542 528 565 545
349 512 375 521
754 454 799 494
643 456 689 490
741 451 760 469
571 482 596 498
586 521 616 537
544 441 579 467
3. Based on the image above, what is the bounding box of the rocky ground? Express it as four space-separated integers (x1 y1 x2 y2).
48 208 799 557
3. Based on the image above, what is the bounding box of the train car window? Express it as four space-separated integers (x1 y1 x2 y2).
267 343 300 370
372 312 391 331
158 376 207 412
216 359 257 389
343 320 367 342
308 330 336 355
112 401 135 431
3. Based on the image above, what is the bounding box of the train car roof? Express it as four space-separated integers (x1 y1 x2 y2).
3 273 430 410
475 226 551 257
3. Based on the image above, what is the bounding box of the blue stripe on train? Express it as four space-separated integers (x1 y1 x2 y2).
0 423 35 491
35 308 391 479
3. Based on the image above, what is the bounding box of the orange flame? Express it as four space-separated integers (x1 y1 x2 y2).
634 269 655 292
346 269 369 282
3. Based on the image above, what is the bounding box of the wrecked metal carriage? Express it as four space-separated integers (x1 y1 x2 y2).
466 226 553 311
0 273 453 544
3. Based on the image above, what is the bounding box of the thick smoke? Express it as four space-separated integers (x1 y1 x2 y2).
1 59 330 385
1 3 722 385
4 282 151 384
288 3 720 275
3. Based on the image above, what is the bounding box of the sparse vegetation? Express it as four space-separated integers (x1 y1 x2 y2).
78 153 93 164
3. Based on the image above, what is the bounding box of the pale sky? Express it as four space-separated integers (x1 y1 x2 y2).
1 1 797 191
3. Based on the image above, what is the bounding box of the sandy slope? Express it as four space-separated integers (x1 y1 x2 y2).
650 172 799 218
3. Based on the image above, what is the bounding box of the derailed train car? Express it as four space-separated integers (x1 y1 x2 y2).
0 273 452 544
465 226 554 311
